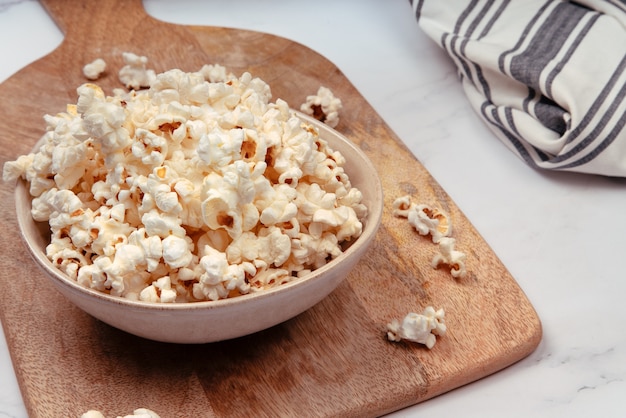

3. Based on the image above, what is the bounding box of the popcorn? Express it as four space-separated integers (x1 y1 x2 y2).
386 306 446 349
431 237 467 279
82 58 107 80
4 57 367 303
258 184 298 226
226 226 292 267
199 63 231 83
391 195 412 217
140 276 177 303
300 86 342 128
2 154 35 184
162 234 192 268
392 195 451 243
393 195 466 279
194 245 252 301
81 407 161 418
129 408 161 418
81 411 105 418
118 52 156 90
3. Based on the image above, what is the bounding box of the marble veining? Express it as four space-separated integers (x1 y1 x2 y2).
0 0 36 14
1 1 625 417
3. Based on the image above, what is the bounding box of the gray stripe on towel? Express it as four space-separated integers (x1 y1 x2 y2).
509 3 588 90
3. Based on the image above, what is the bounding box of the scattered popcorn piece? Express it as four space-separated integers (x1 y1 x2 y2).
122 408 161 418
80 408 160 418
408 204 451 244
300 86 342 128
391 194 413 217
4 58 367 303
118 52 156 90
83 58 107 80
431 237 467 279
81 411 105 418
393 195 467 279
386 306 446 349
392 195 451 243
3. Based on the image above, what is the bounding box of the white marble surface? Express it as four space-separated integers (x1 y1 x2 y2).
1 0 625 417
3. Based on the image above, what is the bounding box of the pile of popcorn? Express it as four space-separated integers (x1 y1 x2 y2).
3 59 367 303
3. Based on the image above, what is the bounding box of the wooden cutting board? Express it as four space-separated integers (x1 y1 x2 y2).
0 0 542 416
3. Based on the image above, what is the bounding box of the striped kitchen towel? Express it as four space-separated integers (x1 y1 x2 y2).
411 0 626 177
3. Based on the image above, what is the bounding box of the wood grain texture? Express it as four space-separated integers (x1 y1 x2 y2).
0 0 542 417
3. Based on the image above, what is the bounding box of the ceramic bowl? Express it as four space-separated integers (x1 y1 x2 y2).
15 113 383 344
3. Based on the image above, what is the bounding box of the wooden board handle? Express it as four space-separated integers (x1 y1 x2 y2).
39 0 150 47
